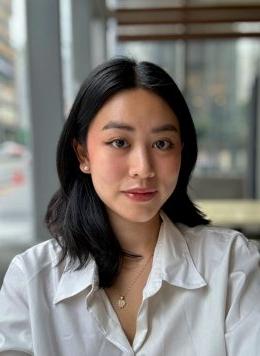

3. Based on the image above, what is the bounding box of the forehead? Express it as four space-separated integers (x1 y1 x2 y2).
89 88 180 131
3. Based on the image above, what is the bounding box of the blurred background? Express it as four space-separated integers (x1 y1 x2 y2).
0 0 260 284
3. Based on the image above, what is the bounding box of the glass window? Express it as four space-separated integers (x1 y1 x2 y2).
186 39 259 179
0 0 33 246
186 39 259 199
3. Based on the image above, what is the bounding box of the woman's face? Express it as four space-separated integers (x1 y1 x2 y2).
76 88 182 226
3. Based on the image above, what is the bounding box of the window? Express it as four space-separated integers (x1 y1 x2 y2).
0 0 33 246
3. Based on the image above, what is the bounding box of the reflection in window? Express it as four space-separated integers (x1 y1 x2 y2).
0 0 33 245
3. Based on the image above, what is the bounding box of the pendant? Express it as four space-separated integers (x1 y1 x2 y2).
118 296 127 309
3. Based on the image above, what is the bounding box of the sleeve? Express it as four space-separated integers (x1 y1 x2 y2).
225 236 260 356
0 256 33 355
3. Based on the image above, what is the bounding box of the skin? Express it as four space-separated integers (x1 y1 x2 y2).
75 88 182 261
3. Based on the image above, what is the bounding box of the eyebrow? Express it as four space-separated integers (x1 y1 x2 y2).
102 121 179 133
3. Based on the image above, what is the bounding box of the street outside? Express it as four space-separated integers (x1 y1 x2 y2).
0 157 34 246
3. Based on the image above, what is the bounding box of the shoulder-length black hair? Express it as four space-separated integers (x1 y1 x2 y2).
45 56 209 288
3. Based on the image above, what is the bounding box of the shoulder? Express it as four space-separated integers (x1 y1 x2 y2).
178 223 253 251
176 223 259 272
0 239 63 354
6 238 63 283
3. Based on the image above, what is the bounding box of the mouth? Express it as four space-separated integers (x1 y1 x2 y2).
123 188 157 194
122 189 158 202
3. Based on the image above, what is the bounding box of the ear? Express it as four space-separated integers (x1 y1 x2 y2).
72 139 91 174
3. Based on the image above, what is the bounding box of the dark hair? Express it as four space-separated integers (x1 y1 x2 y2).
45 56 209 288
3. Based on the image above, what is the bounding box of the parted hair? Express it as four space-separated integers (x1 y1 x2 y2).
45 57 209 288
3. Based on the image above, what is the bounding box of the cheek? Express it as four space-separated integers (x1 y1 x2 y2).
161 152 182 174
88 150 126 183
87 137 119 180
168 165 181 199
159 154 182 189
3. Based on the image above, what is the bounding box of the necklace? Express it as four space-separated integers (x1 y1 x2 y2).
116 253 154 309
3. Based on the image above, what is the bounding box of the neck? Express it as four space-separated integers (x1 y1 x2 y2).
107 211 162 261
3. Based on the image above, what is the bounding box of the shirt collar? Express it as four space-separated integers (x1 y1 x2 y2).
53 210 207 304
53 256 98 305
150 210 207 291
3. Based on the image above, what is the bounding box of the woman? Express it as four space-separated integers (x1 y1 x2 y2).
0 57 259 356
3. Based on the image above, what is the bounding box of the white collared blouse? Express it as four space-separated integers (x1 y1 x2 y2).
0 211 259 356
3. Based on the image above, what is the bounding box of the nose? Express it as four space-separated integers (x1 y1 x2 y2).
128 146 155 179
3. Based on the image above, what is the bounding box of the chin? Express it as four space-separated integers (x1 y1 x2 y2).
111 208 160 224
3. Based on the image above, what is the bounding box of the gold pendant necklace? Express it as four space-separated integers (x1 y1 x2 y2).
118 296 127 309
116 253 153 309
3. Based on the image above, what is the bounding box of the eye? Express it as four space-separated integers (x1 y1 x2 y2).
153 140 174 150
107 139 129 149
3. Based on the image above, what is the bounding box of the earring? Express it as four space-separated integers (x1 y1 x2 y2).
83 165 89 172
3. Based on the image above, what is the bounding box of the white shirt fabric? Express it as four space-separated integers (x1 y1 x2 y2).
0 210 260 356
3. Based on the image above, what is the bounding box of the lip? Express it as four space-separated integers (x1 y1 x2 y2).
122 188 158 202
123 188 157 193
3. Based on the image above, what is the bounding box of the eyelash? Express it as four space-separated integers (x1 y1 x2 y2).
105 138 174 150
